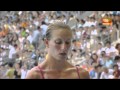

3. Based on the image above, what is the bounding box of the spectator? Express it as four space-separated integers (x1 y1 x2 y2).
105 41 116 57
96 43 105 56
14 62 21 79
21 63 28 79
100 67 113 79
32 26 41 50
89 63 99 79
113 64 120 79
8 44 18 60
40 21 48 37
115 43 120 55
104 55 113 69
5 62 15 79
27 31 33 44
89 53 99 65
21 27 27 37
114 56 120 70
99 51 106 66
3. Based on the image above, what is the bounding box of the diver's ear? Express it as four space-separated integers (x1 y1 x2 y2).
44 39 49 48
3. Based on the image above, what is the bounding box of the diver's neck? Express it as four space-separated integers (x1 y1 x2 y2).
45 54 68 71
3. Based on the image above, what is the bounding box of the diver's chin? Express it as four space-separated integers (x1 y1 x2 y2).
56 56 67 61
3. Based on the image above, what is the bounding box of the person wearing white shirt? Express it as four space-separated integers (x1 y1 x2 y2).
61 15 67 24
83 21 91 27
49 19 54 24
105 41 116 57
21 64 28 79
91 25 98 38
96 43 105 56
77 23 82 28
49 15 55 24
0 48 7 57
32 26 41 50
91 29 97 36
34 20 39 26
105 46 116 55
90 17 97 26
100 67 114 79
91 22 96 26
27 31 33 44
40 21 48 36
8 44 17 59
76 29 81 39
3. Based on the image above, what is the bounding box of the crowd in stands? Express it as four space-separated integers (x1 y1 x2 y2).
0 11 120 79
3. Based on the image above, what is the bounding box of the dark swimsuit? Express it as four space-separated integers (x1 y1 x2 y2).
37 66 80 79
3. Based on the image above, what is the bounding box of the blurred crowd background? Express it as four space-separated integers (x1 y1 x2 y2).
0 11 120 79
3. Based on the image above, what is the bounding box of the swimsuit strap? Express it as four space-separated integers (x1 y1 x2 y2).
37 66 45 79
76 66 80 79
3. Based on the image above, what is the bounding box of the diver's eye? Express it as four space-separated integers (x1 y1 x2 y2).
55 40 62 45
65 41 71 45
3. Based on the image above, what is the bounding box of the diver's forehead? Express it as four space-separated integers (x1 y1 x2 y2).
51 29 73 39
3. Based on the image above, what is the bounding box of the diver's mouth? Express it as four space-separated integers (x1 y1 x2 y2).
59 53 67 56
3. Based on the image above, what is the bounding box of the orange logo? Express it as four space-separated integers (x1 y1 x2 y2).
102 18 112 26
